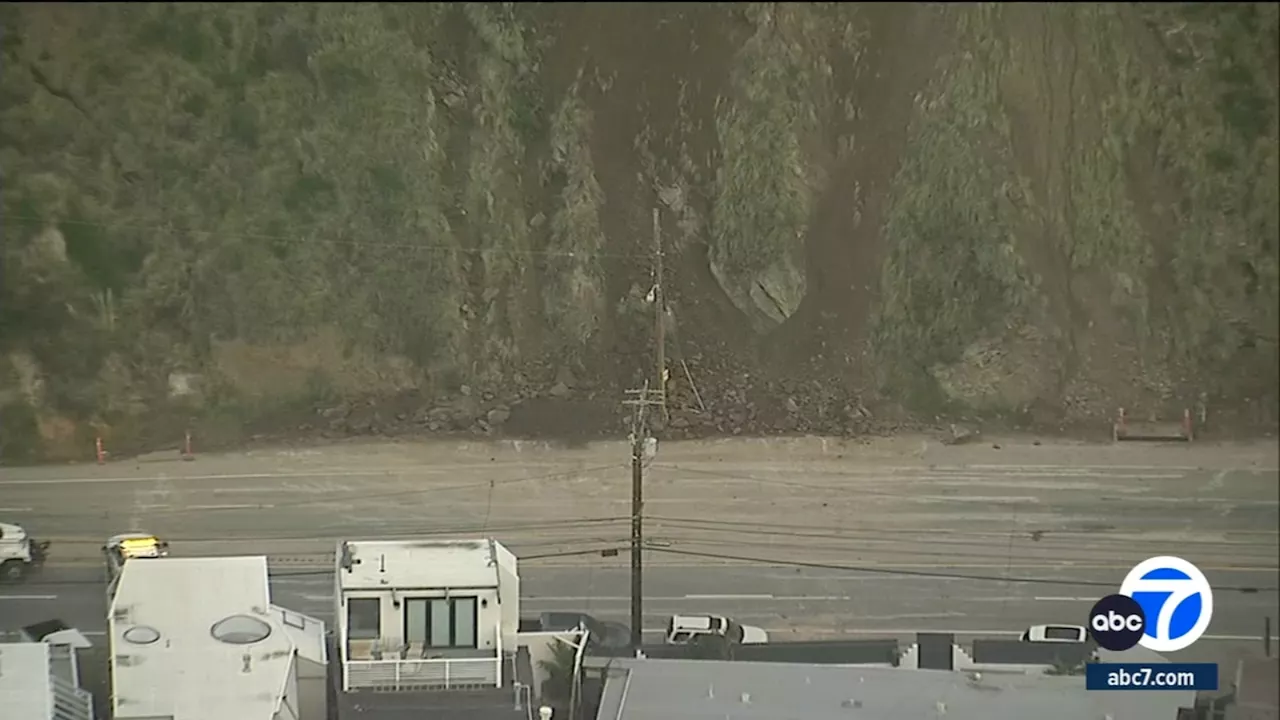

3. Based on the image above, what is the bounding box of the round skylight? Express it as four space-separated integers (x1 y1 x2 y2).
210 614 273 645
123 625 162 645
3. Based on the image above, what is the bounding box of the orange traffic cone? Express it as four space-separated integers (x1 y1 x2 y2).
96 436 106 465
182 431 195 461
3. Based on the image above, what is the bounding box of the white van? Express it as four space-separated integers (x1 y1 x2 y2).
664 614 769 645
1021 624 1088 644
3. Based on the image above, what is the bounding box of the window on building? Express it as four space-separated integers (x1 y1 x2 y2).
1044 626 1084 642
347 597 381 640
404 596 478 648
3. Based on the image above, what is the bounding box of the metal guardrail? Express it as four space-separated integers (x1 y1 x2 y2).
345 655 501 690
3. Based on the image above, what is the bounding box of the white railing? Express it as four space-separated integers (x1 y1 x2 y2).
345 655 501 690
343 627 505 692
50 674 94 720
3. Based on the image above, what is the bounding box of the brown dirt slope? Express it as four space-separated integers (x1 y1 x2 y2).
0 3 1275 461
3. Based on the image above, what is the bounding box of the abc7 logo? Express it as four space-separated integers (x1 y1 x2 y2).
1088 594 1147 651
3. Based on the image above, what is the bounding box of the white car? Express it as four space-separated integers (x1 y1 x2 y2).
664 614 769 645
1021 624 1088 644
103 532 170 584
0 522 50 582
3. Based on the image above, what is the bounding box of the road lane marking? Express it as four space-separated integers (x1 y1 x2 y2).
1107 496 1279 506
186 504 276 510
967 465 1203 471
0 595 57 600
0 507 32 512
0 463 588 486
1034 596 1097 602
683 594 774 600
0 471 407 486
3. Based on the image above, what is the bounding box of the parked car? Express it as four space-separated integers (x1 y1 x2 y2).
528 611 632 651
1020 624 1088 644
0 521 50 583
664 614 769 645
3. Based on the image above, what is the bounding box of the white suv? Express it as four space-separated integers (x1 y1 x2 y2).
664 614 769 645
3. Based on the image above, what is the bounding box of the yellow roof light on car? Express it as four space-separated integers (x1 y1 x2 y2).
118 536 165 558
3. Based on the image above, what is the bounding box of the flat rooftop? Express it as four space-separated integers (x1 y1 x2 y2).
338 538 511 590
0 642 53 720
593 658 1194 720
109 556 295 720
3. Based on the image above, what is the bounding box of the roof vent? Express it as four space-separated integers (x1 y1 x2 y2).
122 626 161 645
740 693 751 704
842 699 863 709
211 615 273 645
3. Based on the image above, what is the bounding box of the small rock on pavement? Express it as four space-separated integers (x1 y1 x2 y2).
554 365 577 389
548 381 571 398
943 423 980 445
486 406 511 426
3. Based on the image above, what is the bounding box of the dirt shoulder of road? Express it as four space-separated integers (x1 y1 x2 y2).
17 430 1271 476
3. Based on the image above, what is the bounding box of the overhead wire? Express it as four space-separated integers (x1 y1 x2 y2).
24 545 631 585
646 462 1031 503
638 534 1280 569
41 516 632 545
642 546 1278 594
645 514 1280 552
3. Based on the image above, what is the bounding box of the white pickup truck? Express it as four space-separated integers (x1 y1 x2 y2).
0 522 50 582
1021 624 1088 644
664 614 769 646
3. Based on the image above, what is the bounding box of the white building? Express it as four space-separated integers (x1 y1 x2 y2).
107 556 327 720
0 640 94 720
334 538 519 692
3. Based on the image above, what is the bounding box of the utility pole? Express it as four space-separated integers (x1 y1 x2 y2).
623 383 663 654
652 207 668 421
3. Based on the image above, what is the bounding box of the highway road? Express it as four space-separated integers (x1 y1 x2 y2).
2 435 1277 665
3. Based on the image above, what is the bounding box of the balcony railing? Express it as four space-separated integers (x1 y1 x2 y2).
343 630 504 692
51 674 94 720
345 654 501 691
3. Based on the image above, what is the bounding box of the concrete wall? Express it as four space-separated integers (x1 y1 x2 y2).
296 657 327 720
496 543 521 652
517 630 582 701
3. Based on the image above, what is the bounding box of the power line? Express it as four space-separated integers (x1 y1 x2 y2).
622 383 664 654
644 514 1279 549
39 517 631 546
642 546 1278 593
640 534 1280 569
3 214 649 261
646 462 996 502
26 546 633 586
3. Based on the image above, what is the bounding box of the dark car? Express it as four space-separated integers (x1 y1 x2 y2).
535 612 631 651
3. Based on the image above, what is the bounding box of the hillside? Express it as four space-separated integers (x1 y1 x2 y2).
2 3 1276 461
